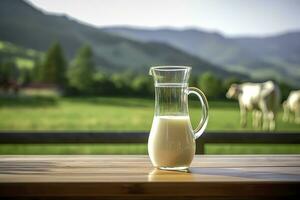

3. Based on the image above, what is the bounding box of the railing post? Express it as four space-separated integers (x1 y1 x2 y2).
196 140 205 154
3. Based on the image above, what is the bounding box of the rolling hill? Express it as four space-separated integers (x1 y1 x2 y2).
0 40 42 69
103 27 300 86
0 0 239 78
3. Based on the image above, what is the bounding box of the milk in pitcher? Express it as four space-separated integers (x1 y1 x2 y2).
148 116 195 169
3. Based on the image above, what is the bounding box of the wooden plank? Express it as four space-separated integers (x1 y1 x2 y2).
199 132 300 144
0 182 299 199
0 131 299 144
1 131 300 155
0 155 299 199
196 140 205 154
196 132 300 154
0 131 148 144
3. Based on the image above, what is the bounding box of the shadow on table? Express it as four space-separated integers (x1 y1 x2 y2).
147 167 300 182
189 167 300 181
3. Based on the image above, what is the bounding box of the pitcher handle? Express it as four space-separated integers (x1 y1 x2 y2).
188 87 209 139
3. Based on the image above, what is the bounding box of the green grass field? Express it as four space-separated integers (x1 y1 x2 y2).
1 96 299 131
0 96 299 154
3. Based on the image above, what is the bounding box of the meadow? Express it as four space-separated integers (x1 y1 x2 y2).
0 96 299 154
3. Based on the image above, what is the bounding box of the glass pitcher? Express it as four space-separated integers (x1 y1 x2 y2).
148 66 209 171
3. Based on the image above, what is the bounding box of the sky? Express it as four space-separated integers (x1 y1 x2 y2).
28 0 300 36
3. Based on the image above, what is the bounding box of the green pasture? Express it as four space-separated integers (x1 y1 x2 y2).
0 96 299 154
1 96 299 131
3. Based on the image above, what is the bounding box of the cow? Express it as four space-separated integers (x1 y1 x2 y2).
282 90 300 124
226 81 281 131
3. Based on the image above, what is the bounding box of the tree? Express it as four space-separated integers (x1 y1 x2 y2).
32 58 43 83
0 60 19 92
92 72 116 95
67 45 95 93
111 72 134 96
40 42 67 87
198 71 222 99
131 75 152 96
223 77 241 90
279 81 294 102
18 68 32 86
221 76 241 99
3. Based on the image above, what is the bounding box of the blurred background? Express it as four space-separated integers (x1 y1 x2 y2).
0 0 299 154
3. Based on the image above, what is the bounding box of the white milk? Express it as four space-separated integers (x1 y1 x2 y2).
148 116 195 168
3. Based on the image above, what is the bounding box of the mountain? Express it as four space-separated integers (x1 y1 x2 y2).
103 27 300 86
0 0 238 78
102 27 253 65
235 32 300 65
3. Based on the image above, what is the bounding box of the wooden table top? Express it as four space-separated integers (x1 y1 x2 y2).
0 155 299 199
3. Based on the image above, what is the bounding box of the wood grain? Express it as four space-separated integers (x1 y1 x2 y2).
0 155 299 199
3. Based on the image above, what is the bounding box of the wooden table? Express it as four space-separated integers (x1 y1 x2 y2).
0 155 299 199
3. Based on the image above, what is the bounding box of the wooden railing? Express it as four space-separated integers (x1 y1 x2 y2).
1 131 300 154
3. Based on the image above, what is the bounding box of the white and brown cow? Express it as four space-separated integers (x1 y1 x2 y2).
226 81 281 131
283 90 300 124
